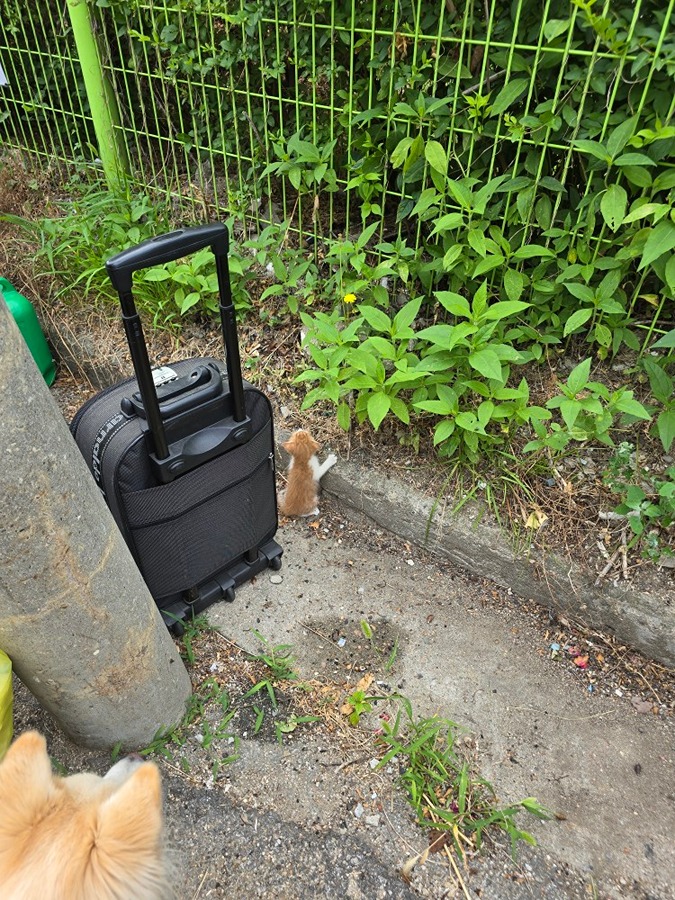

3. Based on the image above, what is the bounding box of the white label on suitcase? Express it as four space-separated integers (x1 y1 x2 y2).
152 366 178 386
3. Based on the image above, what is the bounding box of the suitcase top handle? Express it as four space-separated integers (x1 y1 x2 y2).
105 222 229 295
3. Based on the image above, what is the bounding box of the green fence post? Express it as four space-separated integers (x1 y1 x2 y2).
66 0 129 190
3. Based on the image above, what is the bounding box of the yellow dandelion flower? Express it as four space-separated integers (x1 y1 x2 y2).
343 292 357 304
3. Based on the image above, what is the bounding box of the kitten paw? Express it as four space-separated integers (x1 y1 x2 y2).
325 453 338 469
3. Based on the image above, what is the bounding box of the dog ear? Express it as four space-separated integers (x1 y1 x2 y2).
0 732 56 835
96 762 163 849
0 731 53 786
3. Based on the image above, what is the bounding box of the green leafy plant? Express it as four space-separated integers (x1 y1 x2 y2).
641 330 675 452
376 697 551 859
524 358 651 454
345 689 375 727
243 630 299 709
603 442 675 563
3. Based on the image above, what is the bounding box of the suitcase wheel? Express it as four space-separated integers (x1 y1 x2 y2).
170 620 185 638
224 586 235 603
269 555 282 572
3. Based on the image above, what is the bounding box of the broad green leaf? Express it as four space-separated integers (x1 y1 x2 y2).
600 184 627 232
411 187 440 217
503 268 524 302
424 140 447 174
594 322 612 348
363 335 396 358
446 179 473 210
511 244 555 260
665 254 675 293
543 18 570 41
559 398 581 430
404 134 424 173
483 300 530 320
468 346 502 380
516 184 535 222
567 357 592 395
435 291 471 318
337 402 351 431
455 411 486 434
442 245 464 271
621 166 653 189
473 175 507 214
490 78 528 115
389 396 410 424
651 328 675 349
393 297 423 333
180 291 200 314
606 117 637 158
612 394 651 420
468 227 487 257
642 357 673 402
288 167 302 190
367 391 391 430
437 384 458 409
390 137 413 168
565 282 595 303
433 419 455 445
614 152 656 167
622 202 670 225
358 304 392 333
572 139 610 162
563 307 593 336
473 254 504 277
639 220 675 270
657 409 675 452
143 268 172 282
416 323 455 347
431 212 464 234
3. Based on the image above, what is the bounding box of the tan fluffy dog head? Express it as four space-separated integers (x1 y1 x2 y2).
0 731 167 900
282 429 320 461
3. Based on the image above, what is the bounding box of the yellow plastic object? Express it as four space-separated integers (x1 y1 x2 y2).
0 650 12 760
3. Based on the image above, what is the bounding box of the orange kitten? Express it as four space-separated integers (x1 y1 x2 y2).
278 429 337 517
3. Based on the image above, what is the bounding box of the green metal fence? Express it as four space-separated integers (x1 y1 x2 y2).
1 1 674 266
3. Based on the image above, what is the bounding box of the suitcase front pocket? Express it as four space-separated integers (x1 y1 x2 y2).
122 420 276 598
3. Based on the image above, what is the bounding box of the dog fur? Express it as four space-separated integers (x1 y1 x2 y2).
278 429 337 517
0 730 168 900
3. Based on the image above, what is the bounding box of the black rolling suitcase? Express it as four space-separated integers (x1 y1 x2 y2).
70 223 282 630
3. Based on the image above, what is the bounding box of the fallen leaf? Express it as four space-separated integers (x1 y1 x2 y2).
355 673 374 693
573 655 589 668
525 507 548 529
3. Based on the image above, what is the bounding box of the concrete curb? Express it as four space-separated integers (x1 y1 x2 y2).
316 454 675 669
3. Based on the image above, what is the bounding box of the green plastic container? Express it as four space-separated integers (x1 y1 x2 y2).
0 277 56 386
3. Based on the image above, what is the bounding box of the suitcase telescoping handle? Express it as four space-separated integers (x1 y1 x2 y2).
105 223 246 461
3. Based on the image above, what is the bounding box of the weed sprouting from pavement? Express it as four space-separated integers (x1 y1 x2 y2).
376 695 551 860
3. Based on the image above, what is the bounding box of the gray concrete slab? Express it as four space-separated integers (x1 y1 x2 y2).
205 505 675 900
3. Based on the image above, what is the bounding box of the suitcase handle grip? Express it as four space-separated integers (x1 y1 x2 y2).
105 223 229 294
104 223 246 464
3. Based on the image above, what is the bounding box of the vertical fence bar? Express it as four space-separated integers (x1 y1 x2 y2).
66 0 129 189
